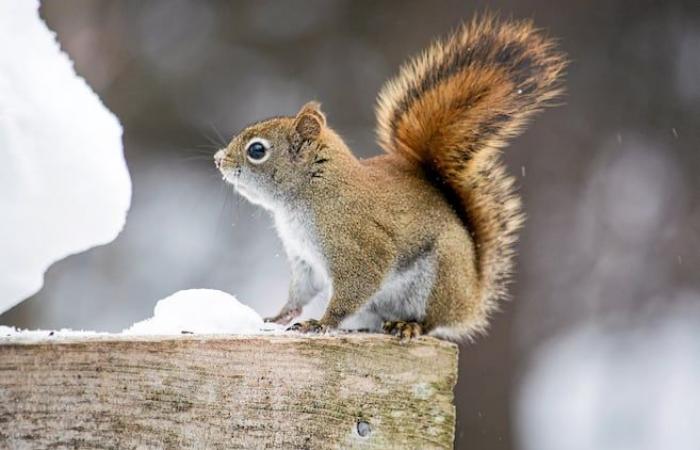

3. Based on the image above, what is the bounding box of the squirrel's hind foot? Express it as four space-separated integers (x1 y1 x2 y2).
383 321 423 343
287 319 327 334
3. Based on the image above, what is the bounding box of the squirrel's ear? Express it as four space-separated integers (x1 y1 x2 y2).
293 101 326 141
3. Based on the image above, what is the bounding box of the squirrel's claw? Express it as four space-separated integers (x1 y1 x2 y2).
287 319 326 334
383 320 423 343
265 307 302 325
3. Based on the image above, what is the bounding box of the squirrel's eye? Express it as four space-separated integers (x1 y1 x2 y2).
245 138 270 164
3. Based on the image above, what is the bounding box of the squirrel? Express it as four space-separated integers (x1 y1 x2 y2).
214 15 566 341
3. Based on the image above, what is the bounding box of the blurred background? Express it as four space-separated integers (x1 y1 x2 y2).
2 0 699 448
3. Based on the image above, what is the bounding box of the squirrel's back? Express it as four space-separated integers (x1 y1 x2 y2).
375 15 567 322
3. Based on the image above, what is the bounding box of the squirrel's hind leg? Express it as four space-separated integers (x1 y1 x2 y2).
423 230 484 342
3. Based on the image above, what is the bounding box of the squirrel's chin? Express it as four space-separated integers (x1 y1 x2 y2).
233 182 272 209
221 170 237 185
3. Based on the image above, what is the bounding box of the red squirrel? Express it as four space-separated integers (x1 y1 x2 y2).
215 15 566 341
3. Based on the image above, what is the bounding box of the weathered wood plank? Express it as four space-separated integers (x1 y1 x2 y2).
0 334 457 449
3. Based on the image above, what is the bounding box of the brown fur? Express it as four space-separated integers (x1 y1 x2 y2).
216 15 566 341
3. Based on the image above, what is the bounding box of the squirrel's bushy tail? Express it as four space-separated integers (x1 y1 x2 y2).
376 15 566 318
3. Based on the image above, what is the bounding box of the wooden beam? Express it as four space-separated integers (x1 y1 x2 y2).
0 334 457 449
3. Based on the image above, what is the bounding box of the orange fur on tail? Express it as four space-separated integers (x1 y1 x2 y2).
376 15 567 312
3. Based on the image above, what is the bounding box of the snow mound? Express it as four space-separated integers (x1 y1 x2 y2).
0 0 131 313
0 290 282 339
123 289 269 335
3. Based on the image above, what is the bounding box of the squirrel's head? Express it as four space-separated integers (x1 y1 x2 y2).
215 101 334 209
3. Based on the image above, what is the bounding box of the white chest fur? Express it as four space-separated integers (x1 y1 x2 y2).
274 207 322 268
273 206 332 318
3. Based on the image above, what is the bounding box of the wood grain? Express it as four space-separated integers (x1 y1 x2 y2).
0 334 457 449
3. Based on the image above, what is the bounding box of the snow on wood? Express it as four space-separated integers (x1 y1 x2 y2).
0 0 131 313
0 290 283 339
122 289 277 335
0 334 457 449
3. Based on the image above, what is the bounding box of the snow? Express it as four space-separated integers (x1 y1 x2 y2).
1 289 283 339
0 325 108 339
0 0 131 313
123 289 277 335
0 3 280 338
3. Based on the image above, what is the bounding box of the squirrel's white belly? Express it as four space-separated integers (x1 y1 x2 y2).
341 250 437 331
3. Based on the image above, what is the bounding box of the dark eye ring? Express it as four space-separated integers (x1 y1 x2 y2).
245 138 270 164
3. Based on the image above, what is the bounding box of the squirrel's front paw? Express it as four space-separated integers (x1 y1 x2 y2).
383 320 423 343
287 319 327 334
265 307 302 325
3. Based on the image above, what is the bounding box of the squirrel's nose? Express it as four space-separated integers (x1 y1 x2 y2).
214 149 225 170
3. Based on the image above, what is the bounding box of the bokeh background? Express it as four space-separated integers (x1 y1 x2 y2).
3 1 700 449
